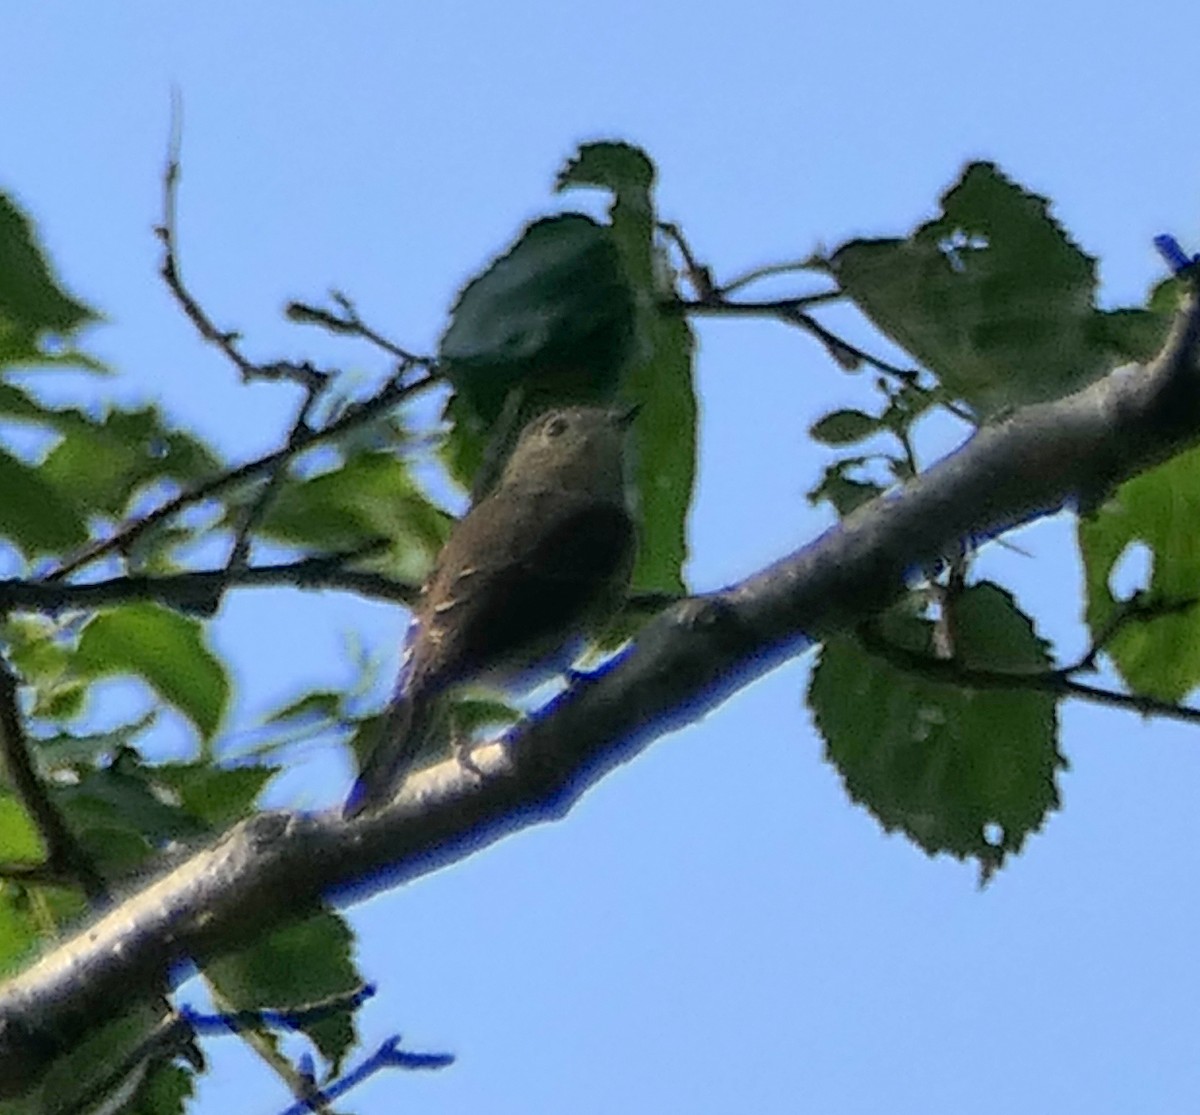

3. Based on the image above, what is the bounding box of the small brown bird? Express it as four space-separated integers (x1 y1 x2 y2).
344 404 638 817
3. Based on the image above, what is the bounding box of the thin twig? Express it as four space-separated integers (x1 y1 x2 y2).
287 294 431 368
226 386 325 573
8 550 418 615
39 368 438 583
657 221 718 300
0 659 107 902
672 294 976 423
858 623 1200 726
1076 593 1200 672
276 1035 454 1115
182 983 376 1035
156 107 329 395
717 257 834 296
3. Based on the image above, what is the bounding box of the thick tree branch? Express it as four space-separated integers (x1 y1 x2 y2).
3 295 1200 1097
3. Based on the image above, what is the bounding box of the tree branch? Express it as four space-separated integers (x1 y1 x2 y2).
3 294 1200 1097
0 551 417 616
40 368 438 583
0 659 107 903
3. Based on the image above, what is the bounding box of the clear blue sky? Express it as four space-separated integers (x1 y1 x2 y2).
5 3 1200 1112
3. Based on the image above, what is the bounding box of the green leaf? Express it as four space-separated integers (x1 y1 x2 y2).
33 1002 169 1115
0 192 98 367
0 793 46 865
807 460 884 516
440 212 637 425
0 887 40 977
74 604 230 741
265 690 344 725
828 162 1134 416
810 583 1064 879
151 762 277 829
56 751 207 847
558 140 696 595
39 404 220 517
1078 444 1200 700
206 908 362 1073
810 408 881 446
0 447 88 555
127 1063 195 1115
30 712 158 768
260 451 450 585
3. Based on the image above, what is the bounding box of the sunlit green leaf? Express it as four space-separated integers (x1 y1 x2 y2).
74 605 230 741
0 447 88 554
0 793 46 865
261 451 450 585
151 762 277 829
1078 444 1200 700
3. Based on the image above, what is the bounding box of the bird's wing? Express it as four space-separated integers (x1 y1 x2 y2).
409 488 635 694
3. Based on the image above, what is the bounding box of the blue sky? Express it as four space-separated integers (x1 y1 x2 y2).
5 3 1200 1112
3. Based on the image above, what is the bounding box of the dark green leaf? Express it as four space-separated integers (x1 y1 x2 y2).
0 447 88 554
40 405 220 517
810 408 880 445
440 212 637 426
151 762 277 829
810 583 1063 879
31 713 159 766
260 451 450 584
807 460 884 516
1078 444 1200 700
559 140 696 595
35 1003 169 1115
127 1063 195 1115
74 604 230 741
828 162 1132 416
0 192 98 367
206 908 362 1073
265 690 344 725
56 752 207 848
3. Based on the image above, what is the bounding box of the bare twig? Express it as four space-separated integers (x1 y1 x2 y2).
717 258 834 296
672 294 976 423
0 659 107 903
156 109 329 395
657 221 718 300
287 294 432 370
226 387 325 574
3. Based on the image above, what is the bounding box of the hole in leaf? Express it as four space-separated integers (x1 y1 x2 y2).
1108 540 1152 600
938 230 990 273
983 821 1005 847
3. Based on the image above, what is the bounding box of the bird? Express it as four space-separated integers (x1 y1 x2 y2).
343 403 639 817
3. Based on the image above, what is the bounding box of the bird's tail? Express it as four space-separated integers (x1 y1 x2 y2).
342 692 432 819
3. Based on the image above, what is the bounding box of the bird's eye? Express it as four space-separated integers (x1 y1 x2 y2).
545 415 569 438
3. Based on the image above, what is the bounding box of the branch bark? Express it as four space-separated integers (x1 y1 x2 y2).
3 296 1199 1097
